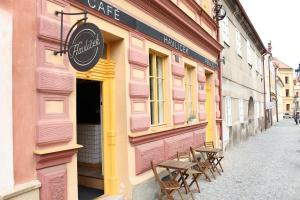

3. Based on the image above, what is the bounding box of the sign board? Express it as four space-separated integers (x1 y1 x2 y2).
68 23 104 71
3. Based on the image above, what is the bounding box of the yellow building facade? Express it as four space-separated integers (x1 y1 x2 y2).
274 58 294 116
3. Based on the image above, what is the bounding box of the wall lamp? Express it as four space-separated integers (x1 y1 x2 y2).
213 0 226 21
217 56 225 65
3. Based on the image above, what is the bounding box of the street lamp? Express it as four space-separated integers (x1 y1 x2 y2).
296 63 300 81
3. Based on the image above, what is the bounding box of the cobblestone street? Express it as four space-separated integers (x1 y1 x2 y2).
175 119 300 200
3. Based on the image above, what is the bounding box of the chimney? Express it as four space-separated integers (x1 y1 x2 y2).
268 40 272 53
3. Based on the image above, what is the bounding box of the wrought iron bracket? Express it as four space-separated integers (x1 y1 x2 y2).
54 11 88 56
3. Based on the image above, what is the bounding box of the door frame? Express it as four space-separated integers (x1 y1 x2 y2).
76 59 118 195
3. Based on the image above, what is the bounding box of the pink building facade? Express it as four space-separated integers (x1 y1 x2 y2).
0 0 223 199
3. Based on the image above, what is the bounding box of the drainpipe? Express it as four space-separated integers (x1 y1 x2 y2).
262 53 267 130
216 19 223 148
268 55 273 126
275 67 279 122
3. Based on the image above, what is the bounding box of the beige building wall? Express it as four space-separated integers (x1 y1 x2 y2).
221 0 265 149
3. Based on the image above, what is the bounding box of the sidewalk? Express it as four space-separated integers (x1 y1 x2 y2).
175 119 300 200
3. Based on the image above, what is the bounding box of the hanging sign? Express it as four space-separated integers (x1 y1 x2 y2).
68 23 104 71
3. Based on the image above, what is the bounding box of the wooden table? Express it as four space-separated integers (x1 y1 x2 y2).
195 147 222 175
158 160 196 200
195 147 222 154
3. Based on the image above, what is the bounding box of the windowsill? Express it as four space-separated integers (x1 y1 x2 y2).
129 122 208 146
224 41 230 47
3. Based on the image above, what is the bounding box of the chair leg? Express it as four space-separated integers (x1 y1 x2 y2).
209 168 216 180
192 174 201 193
177 189 184 200
216 158 224 172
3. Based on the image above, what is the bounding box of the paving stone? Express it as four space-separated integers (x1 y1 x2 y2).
174 119 300 200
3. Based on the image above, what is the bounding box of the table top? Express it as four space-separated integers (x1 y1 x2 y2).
195 147 222 153
157 160 196 170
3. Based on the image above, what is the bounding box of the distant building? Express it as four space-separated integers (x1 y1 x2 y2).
220 0 266 149
273 58 295 116
276 76 284 120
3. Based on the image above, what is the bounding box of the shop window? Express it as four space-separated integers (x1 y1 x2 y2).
184 65 196 121
149 53 166 126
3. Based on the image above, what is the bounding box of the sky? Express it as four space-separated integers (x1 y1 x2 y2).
239 0 300 69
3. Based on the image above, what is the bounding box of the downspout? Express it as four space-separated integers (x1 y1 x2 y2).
217 19 223 147
262 53 267 130
268 55 273 126
275 67 279 122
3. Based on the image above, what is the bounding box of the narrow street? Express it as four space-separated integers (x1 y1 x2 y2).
177 119 300 200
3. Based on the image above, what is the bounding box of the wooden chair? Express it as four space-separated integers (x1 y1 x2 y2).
176 151 203 193
205 141 224 172
190 147 216 181
150 161 184 200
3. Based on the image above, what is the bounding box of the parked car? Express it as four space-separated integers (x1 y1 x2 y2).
283 113 291 119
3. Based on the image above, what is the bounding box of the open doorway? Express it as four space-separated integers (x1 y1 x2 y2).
76 79 104 200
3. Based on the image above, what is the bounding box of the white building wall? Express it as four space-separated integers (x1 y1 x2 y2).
0 9 14 192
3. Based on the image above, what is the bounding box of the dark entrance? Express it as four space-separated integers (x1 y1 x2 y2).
76 79 104 200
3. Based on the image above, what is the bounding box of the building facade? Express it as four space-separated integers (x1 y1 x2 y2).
220 0 266 149
276 76 284 121
264 49 277 127
273 58 294 116
0 0 223 200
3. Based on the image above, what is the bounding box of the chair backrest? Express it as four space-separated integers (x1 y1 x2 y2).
189 147 197 162
177 150 192 162
150 161 163 186
205 141 214 148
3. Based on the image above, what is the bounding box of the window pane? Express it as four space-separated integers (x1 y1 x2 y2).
150 78 154 100
157 79 163 101
149 55 153 76
150 102 154 125
156 57 163 78
158 101 164 124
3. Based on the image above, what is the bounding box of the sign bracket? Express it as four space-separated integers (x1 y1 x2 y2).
54 10 88 56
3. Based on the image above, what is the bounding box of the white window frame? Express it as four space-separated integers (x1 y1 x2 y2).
222 17 229 45
236 29 242 56
256 101 260 119
225 96 232 126
247 40 252 65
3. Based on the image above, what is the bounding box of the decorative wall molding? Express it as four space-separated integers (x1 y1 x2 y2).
37 165 67 200
134 124 207 174
129 122 207 146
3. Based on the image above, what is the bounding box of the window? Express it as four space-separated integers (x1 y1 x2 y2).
286 104 290 111
149 53 166 126
236 29 241 56
184 65 195 120
222 17 229 45
254 53 258 71
239 99 244 123
225 96 232 126
247 40 253 66
256 102 260 119
286 89 289 97
285 76 289 84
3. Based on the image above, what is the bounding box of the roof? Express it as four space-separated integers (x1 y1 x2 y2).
272 58 293 70
226 0 267 54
